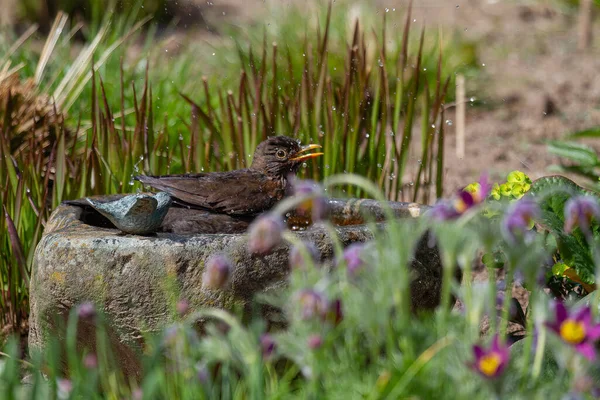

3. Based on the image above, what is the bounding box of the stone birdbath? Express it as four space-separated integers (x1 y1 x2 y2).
29 196 443 379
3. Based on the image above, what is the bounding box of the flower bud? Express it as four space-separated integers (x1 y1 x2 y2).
342 243 367 277
296 289 328 320
326 298 343 327
260 333 277 360
247 214 285 255
291 179 329 222
77 302 96 320
176 299 189 316
307 334 323 350
202 254 232 289
501 198 540 243
564 196 600 235
84 353 98 369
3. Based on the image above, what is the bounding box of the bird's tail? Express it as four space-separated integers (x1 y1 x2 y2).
134 175 170 192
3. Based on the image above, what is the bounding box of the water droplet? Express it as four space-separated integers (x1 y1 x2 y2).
365 133 370 138
179 134 184 140
385 8 389 12
445 119 453 126
482 63 486 67
378 59 384 67
332 106 336 111
302 162 308 168
470 97 476 102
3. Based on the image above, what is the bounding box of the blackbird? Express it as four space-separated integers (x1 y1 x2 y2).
135 136 323 216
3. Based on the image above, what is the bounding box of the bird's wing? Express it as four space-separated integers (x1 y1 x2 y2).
135 171 281 215
124 195 158 217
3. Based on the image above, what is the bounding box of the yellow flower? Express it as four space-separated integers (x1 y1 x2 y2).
490 183 501 201
511 183 527 199
464 182 480 193
507 170 531 185
478 353 503 377
499 183 512 197
560 319 586 344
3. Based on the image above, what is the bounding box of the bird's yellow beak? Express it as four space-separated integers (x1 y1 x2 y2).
290 144 324 162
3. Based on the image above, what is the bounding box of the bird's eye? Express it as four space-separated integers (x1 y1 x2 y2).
276 149 287 159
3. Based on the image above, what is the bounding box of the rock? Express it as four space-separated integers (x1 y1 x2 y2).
29 198 445 379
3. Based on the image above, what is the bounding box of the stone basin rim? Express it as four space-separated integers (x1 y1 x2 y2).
53 195 431 236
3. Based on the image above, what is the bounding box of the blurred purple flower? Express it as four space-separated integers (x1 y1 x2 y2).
502 198 540 243
326 298 344 327
260 333 277 360
341 243 366 277
428 200 461 221
471 334 509 378
308 334 323 350
291 179 329 222
429 174 492 221
247 214 285 255
176 299 189 316
296 289 329 320
196 362 210 384
77 302 96 320
546 302 600 361
202 254 232 290
132 388 143 400
289 242 320 270
57 378 72 399
564 196 600 235
84 353 98 369
162 324 180 348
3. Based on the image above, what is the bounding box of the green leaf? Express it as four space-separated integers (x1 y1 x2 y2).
547 140 599 167
551 262 569 276
527 176 600 284
567 127 600 140
482 251 506 269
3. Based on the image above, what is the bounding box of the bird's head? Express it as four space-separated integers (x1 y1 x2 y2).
250 136 323 178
